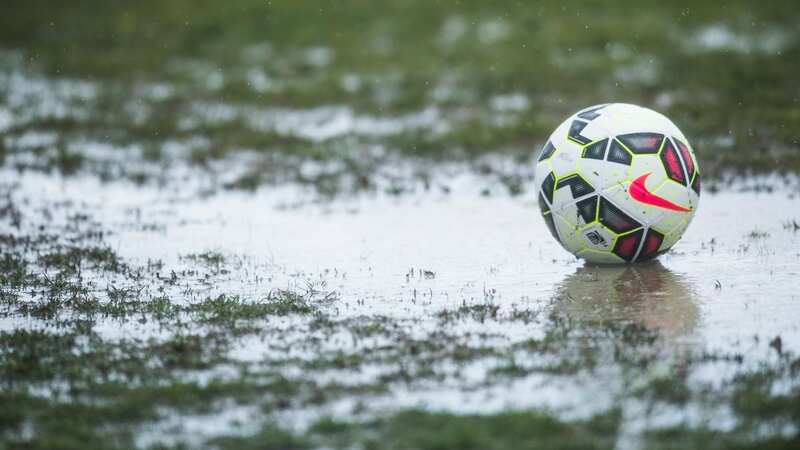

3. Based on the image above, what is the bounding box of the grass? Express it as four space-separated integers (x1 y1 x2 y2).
1 0 799 194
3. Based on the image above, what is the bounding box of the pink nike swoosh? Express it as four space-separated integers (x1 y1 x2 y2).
629 173 691 212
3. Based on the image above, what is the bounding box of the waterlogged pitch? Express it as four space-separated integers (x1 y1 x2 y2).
1 1 800 449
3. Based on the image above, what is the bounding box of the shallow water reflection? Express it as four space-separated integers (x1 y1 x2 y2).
555 261 699 337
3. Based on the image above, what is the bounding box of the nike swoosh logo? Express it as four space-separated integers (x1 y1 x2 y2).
628 173 691 212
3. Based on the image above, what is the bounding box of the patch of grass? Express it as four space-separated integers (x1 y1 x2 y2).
729 370 800 424
437 302 542 324
644 426 800 450
0 252 28 289
437 303 499 323
308 408 621 450
210 408 622 450
636 376 692 405
38 245 126 275
747 229 770 240
0 329 228 385
211 425 311 450
189 292 320 326
181 250 225 267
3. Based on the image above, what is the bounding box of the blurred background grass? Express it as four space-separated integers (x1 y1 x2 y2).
1 0 799 187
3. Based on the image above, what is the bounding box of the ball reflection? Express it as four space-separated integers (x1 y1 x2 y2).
553 261 699 336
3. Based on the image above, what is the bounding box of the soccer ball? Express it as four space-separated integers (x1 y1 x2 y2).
535 103 700 264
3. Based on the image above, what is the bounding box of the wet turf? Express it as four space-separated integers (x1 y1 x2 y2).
2 187 799 448
2 1 800 449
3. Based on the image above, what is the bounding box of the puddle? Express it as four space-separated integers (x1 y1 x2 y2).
6 166 799 358
7 166 800 334
97 173 798 359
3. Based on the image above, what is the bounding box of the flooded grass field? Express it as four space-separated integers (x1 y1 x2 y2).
1 1 800 449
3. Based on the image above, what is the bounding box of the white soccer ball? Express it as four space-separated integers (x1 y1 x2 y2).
535 103 700 264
